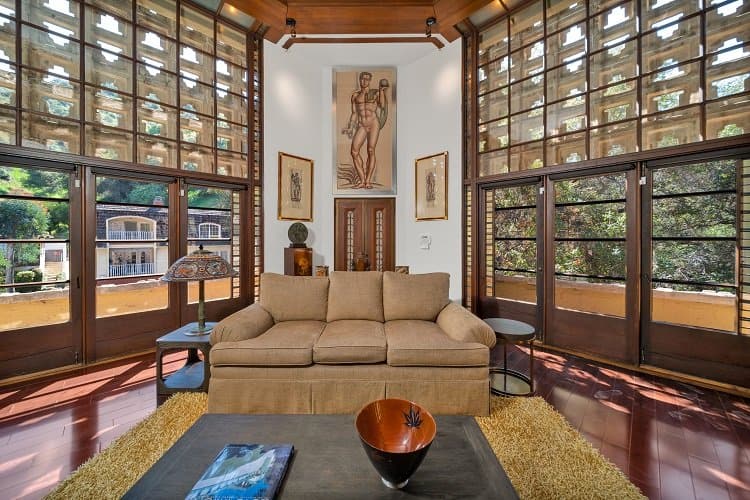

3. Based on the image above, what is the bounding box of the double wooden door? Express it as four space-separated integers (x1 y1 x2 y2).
334 198 394 272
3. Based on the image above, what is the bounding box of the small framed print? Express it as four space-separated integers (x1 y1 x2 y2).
415 151 448 221
278 152 313 221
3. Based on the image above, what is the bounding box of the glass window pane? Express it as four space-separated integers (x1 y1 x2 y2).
137 62 177 106
0 200 69 238
138 99 177 139
137 28 176 73
479 149 508 176
510 111 544 143
478 21 508 66
653 193 736 238
555 275 626 316
556 202 626 238
0 0 14 17
642 61 701 114
216 59 247 95
478 88 508 123
181 5 214 54
0 281 70 331
546 132 587 165
706 56 750 100
589 39 637 89
546 57 586 102
85 86 133 130
546 22 586 68
555 173 626 203
555 241 626 277
510 43 545 83
590 82 637 126
0 16 15 63
589 120 638 158
495 239 537 270
180 113 213 147
706 94 750 139
547 96 586 136
0 107 16 145
137 135 177 168
85 6 132 58
21 68 79 119
509 141 544 170
590 1 636 51
22 0 80 39
0 63 16 106
21 25 80 79
217 23 246 67
641 105 702 149
85 46 133 93
641 16 701 74
510 0 543 51
216 122 246 153
21 112 80 154
85 125 132 162
478 56 509 95
478 118 508 152
180 77 214 116
136 0 176 37
495 184 537 208
545 0 586 32
180 45 213 84
652 160 736 195
216 91 247 126
705 0 750 55
653 241 735 284
495 208 536 238
510 76 544 114
641 0 701 30
181 144 214 173
216 150 247 177
88 0 132 21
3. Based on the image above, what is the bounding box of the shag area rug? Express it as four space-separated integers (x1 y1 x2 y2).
47 393 644 500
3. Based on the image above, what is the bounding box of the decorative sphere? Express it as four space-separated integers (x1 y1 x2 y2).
355 399 436 489
379 78 389 88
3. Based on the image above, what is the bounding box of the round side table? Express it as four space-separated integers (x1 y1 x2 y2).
484 317 536 396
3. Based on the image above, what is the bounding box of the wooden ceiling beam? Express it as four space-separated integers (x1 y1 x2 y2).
229 0 287 42
433 0 494 41
282 36 445 50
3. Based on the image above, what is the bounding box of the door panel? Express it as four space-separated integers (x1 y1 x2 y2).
642 157 750 386
334 198 394 272
0 163 81 378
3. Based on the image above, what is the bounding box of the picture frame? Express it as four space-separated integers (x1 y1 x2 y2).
278 152 313 221
415 151 448 221
333 67 397 196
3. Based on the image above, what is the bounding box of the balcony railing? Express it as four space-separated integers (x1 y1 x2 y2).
109 263 155 277
107 231 155 240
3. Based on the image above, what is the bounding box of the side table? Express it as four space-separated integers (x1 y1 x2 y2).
156 322 216 405
484 318 536 396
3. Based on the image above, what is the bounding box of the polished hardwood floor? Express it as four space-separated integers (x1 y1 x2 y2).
0 346 748 499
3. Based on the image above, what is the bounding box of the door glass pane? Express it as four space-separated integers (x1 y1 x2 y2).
650 160 738 332
489 184 538 304
95 176 169 318
187 186 238 303
0 165 71 331
554 172 627 316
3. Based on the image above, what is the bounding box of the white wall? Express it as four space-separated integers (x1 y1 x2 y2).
264 39 464 299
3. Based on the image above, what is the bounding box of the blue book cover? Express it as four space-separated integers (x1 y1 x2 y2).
185 444 294 500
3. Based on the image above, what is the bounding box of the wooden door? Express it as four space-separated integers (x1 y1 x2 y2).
334 198 395 271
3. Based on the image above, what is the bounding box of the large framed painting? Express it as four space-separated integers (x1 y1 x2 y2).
278 152 313 221
333 67 396 195
415 151 448 221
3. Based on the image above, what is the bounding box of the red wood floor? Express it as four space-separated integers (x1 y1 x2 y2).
0 347 748 499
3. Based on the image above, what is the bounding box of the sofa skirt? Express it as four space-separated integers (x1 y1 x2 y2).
207 364 490 416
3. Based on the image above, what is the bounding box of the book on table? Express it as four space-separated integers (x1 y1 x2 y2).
185 443 294 500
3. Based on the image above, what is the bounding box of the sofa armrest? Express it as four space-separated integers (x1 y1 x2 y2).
210 303 274 345
436 302 496 349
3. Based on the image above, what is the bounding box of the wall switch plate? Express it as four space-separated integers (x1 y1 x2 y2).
419 233 431 249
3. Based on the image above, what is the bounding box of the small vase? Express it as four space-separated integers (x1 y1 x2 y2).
353 252 370 271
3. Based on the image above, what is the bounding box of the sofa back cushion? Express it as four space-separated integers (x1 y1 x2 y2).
383 271 450 321
259 273 329 322
326 271 384 322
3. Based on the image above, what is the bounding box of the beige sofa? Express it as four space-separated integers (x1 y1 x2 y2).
208 271 496 415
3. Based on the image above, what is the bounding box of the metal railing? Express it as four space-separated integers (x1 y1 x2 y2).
109 263 155 276
107 231 155 240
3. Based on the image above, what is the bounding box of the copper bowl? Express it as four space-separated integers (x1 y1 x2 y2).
355 399 436 489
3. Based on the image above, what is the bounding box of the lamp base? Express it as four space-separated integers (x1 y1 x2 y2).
186 326 213 336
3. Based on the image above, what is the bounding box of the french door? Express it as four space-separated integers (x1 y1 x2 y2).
334 198 395 271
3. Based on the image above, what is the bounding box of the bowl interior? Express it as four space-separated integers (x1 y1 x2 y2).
355 399 436 454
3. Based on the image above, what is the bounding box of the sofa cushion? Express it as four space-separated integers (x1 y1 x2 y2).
383 272 450 321
210 320 325 367
326 271 384 322
313 320 386 364
259 273 329 322
384 320 489 367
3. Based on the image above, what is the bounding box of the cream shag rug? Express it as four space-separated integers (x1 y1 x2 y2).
47 393 644 500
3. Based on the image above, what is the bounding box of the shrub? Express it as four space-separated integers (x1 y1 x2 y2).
15 268 43 292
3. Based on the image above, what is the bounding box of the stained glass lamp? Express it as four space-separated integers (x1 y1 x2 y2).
161 245 238 335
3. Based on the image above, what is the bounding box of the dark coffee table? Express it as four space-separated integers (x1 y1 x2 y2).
124 414 518 499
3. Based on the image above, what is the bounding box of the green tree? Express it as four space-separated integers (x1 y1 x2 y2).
0 200 48 288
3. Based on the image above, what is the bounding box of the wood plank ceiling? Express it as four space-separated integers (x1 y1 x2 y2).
225 0 500 43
